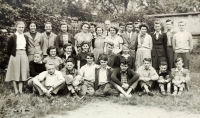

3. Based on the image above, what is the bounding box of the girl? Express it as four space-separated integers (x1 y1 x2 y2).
43 46 63 70
6 21 29 95
77 41 90 70
104 26 123 54
93 27 105 63
74 22 93 54
135 24 152 70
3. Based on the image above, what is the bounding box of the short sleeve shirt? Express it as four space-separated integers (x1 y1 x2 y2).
74 32 93 45
104 35 123 54
43 56 63 70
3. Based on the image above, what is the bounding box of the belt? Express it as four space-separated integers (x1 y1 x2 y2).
17 49 25 50
167 46 172 47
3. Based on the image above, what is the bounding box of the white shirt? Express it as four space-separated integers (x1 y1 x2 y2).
99 68 108 85
154 31 162 40
15 32 26 49
80 63 98 82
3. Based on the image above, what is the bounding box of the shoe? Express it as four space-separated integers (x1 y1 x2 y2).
147 91 154 96
138 92 146 96
125 94 132 98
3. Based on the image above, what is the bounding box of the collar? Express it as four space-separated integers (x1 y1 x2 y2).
48 70 58 75
154 31 162 35
121 54 130 58
99 65 111 70
66 68 75 74
35 61 43 64
15 31 24 35
142 66 151 71
175 68 184 72
159 70 167 74
120 70 127 74
167 29 174 33
85 63 95 67
49 56 58 59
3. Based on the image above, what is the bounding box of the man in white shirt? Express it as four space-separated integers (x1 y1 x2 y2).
32 62 66 97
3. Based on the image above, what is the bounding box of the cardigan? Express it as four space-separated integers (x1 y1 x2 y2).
55 32 75 47
7 34 29 56
29 61 46 77
111 68 139 86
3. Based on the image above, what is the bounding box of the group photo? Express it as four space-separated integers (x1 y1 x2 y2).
0 0 200 118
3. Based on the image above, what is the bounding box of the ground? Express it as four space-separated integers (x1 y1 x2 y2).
47 101 200 118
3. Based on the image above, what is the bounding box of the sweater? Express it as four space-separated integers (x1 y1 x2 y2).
29 61 46 77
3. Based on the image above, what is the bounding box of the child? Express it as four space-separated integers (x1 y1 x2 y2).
59 43 77 69
111 60 140 98
43 46 63 70
60 58 82 97
77 41 90 70
79 53 99 96
171 58 190 96
118 44 135 70
94 54 119 97
157 61 171 95
137 58 159 96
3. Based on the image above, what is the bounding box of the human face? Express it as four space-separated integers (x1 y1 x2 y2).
45 24 52 33
120 64 128 72
64 46 72 54
50 49 57 57
71 20 78 27
82 44 89 52
143 61 151 70
90 25 95 33
119 25 125 32
159 65 167 72
122 48 129 55
29 23 36 33
86 56 94 64
107 45 113 53
110 28 117 36
178 22 185 32
33 54 42 63
61 25 68 33
16 23 25 34
154 24 161 32
105 21 110 30
82 24 89 33
175 61 184 70
166 21 172 30
140 27 147 35
100 60 108 68
134 24 140 33
65 62 74 70
96 28 103 36
126 25 133 33
47 65 55 75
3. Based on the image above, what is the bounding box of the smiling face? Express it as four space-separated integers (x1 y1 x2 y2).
61 24 68 33
64 46 72 54
140 26 147 35
110 28 117 36
178 22 186 32
82 44 89 52
86 56 94 64
119 25 125 32
90 25 96 33
96 27 103 36
100 60 108 68
143 60 151 70
50 49 57 57
120 63 128 72
29 23 36 33
65 61 74 70
45 23 52 33
154 23 161 32
16 22 25 34
33 54 42 63
175 61 184 70
82 24 89 33
159 65 167 72
126 25 133 33
166 21 172 30
47 64 55 75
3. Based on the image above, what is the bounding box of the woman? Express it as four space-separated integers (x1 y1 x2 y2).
55 22 74 55
74 22 93 54
135 24 152 70
93 27 105 63
43 46 63 70
104 26 123 54
6 21 29 95
24 21 42 62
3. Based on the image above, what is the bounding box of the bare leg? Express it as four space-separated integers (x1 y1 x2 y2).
13 81 19 94
126 88 132 95
167 82 171 94
143 85 150 93
18 82 23 94
115 85 131 98
173 85 178 96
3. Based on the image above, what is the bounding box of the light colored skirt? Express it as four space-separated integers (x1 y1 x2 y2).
94 48 103 63
135 49 151 70
5 50 29 82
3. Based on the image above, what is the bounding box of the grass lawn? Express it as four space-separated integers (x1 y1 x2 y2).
0 54 200 118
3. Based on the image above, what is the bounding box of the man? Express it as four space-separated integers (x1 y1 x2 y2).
121 21 137 58
165 19 176 70
69 17 80 36
90 23 97 39
102 20 111 38
151 21 167 71
137 58 159 96
117 22 125 37
111 59 140 98
39 22 57 57
134 23 140 35
32 63 66 97
172 21 193 69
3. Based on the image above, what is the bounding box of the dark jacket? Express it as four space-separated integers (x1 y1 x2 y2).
7 34 29 56
111 68 139 86
150 32 167 57
117 55 135 70
94 67 114 90
29 61 46 77
55 32 75 47
59 53 77 69
97 53 119 69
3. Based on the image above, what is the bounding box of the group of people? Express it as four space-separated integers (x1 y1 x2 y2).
5 18 192 99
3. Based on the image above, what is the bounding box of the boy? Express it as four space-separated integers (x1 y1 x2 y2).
61 58 82 97
32 62 66 97
94 54 119 97
157 61 171 95
117 22 125 36
111 59 140 98
79 53 99 96
171 58 190 96
137 58 159 96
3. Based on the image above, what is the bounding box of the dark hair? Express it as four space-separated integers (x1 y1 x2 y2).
175 57 183 63
63 43 72 50
46 46 58 56
154 20 162 26
143 58 151 63
66 58 75 64
86 53 94 58
81 41 90 48
81 22 90 29
125 21 133 27
90 23 97 27
99 54 108 61
119 22 125 27
108 26 118 33
60 22 69 32
160 61 168 67
120 59 129 65
95 27 104 35
166 19 173 24
29 21 37 27
139 24 149 30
